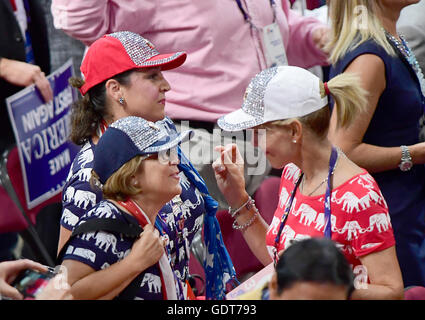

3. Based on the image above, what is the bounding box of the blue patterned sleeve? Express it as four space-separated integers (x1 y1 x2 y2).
60 143 103 230
62 212 132 271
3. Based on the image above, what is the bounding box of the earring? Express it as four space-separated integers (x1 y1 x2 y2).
119 97 125 105
133 183 141 191
292 139 297 143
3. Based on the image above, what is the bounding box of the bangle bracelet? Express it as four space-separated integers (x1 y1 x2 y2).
232 212 259 231
232 202 259 231
228 196 253 218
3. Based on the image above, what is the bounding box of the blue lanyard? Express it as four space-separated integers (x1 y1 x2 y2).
235 0 277 25
273 147 338 264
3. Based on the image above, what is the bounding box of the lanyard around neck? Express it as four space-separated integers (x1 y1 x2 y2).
117 198 184 300
273 146 339 263
117 198 167 240
96 119 109 138
235 0 277 27
118 199 151 227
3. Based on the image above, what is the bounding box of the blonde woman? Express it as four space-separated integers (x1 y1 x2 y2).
327 0 425 287
213 66 404 299
60 116 193 300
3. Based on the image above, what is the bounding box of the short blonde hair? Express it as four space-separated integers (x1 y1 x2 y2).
268 73 367 136
91 155 144 201
326 0 395 64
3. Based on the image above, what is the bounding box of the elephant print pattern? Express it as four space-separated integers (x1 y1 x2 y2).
60 117 205 290
267 163 396 269
60 141 103 229
62 200 164 300
156 178 205 282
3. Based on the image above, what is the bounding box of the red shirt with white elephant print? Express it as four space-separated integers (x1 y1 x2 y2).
266 163 396 269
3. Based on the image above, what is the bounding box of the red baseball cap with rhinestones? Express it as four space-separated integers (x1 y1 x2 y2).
79 31 187 96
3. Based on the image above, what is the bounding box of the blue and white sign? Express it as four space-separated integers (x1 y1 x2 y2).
6 59 80 209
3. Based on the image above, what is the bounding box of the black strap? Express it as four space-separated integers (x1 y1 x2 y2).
71 218 142 238
56 218 142 265
56 218 144 300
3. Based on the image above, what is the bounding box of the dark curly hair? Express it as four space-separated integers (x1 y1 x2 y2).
68 70 133 145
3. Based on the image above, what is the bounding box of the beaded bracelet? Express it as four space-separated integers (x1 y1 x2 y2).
232 201 259 231
228 196 253 218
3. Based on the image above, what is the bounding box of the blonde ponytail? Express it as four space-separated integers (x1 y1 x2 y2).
323 73 367 129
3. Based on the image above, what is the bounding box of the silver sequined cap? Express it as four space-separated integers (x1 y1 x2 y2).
111 116 166 152
218 66 327 131
108 31 160 64
111 116 193 154
217 67 278 131
94 116 193 183
108 31 186 69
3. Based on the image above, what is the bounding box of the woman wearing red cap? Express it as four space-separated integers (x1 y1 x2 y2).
59 31 235 299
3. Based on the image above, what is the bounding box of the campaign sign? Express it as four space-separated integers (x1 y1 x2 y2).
6 59 80 209
226 262 274 299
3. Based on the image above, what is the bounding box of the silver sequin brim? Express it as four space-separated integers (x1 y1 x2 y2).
217 109 264 132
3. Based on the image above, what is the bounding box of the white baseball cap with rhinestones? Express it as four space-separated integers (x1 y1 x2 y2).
217 66 328 131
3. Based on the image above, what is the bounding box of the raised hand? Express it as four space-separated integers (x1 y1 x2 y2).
212 143 249 208
128 224 165 271
0 58 53 102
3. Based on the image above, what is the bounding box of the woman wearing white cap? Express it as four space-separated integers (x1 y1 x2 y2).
213 66 404 299
59 31 236 299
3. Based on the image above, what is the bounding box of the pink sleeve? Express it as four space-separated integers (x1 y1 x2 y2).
51 0 154 46
280 0 329 68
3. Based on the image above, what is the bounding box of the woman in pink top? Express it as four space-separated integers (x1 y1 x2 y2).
50 0 330 211
213 66 404 299
51 0 329 121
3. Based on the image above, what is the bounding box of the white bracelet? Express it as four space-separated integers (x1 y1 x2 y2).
232 211 259 231
228 196 253 218
232 200 259 231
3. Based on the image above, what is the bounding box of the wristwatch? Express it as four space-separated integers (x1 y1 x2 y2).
399 145 413 172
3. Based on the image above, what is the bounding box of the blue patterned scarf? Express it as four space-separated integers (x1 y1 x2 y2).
156 117 238 299
177 147 239 299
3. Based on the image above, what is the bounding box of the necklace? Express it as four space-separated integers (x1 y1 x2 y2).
273 146 339 264
300 149 339 197
118 198 150 226
300 175 328 197
385 31 425 97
